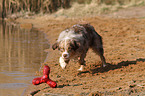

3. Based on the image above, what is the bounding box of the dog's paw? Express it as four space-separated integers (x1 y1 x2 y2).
102 63 108 67
78 65 84 71
59 57 67 69
103 64 107 67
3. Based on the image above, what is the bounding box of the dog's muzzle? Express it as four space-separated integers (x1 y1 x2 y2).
62 52 69 59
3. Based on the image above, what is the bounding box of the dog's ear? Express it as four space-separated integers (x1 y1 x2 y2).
52 42 59 50
71 41 80 51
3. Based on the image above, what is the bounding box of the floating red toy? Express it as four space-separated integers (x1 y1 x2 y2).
32 65 57 88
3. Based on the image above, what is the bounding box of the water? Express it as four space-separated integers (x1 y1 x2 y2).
0 21 49 96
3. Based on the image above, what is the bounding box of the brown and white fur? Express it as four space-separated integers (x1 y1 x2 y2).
52 24 106 71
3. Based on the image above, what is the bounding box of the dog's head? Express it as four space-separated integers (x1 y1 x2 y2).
52 38 80 60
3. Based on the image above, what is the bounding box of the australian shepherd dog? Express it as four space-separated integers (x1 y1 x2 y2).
52 24 107 71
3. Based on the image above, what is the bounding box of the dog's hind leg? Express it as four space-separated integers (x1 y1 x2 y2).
92 46 107 67
91 34 107 67
97 48 106 67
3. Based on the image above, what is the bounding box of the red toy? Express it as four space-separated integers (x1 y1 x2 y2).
32 65 57 88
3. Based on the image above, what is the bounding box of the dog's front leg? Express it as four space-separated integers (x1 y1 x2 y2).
78 54 86 71
59 57 69 69
78 65 84 71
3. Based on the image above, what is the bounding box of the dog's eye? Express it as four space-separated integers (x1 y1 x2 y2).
59 48 64 52
68 47 73 51
68 47 71 50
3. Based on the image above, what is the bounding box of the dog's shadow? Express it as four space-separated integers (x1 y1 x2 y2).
57 83 83 88
80 58 145 75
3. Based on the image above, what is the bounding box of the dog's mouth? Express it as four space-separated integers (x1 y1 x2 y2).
63 57 70 61
64 59 70 64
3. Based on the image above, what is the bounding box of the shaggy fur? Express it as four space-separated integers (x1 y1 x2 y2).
52 24 106 71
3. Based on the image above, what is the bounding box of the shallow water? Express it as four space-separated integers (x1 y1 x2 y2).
0 21 49 96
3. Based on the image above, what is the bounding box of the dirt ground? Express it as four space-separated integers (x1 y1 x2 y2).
12 6 145 96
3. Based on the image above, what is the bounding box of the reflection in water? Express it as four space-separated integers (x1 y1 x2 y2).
0 21 49 96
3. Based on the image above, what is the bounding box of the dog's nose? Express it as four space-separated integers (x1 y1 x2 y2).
62 52 69 59
63 54 68 58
